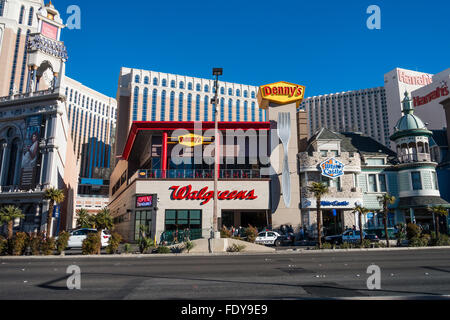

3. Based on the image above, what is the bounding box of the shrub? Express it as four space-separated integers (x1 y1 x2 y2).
139 237 154 254
41 238 56 256
244 225 258 243
0 236 7 256
406 223 421 240
322 242 334 250
409 236 429 247
106 232 122 254
9 232 28 256
227 244 246 252
358 239 372 249
374 241 386 248
220 226 232 238
184 241 195 253
156 246 171 254
82 233 101 255
56 231 70 255
28 233 43 256
123 243 131 254
433 234 450 246
340 242 355 249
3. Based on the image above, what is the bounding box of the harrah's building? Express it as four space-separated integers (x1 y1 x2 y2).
109 81 307 243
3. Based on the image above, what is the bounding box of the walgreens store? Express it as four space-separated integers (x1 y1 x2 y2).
109 121 275 243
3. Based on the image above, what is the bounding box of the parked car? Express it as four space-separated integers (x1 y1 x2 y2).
324 230 379 245
62 228 111 249
255 231 293 247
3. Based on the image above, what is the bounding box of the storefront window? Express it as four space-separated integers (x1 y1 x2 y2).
165 210 202 232
134 210 153 241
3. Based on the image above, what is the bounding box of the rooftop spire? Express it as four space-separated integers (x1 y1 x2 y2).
402 91 414 115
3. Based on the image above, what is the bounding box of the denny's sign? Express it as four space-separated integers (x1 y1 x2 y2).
257 81 306 109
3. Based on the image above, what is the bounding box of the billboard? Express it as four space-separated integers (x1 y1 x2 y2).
20 115 43 188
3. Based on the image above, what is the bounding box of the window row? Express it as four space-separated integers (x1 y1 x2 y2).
134 76 256 98
133 89 265 122
17 5 34 26
66 87 116 119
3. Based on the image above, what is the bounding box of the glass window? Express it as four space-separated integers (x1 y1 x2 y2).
196 84 201 92
27 7 34 26
144 76 149 84
135 75 140 83
18 6 25 24
178 92 184 121
204 96 209 121
151 89 157 121
170 80 176 88
244 90 248 98
153 77 158 86
162 79 167 87
432 172 439 190
411 172 422 190
179 81 184 89
135 210 153 241
142 88 148 121
0 0 5 16
378 174 387 192
320 150 328 157
236 89 241 97
133 87 139 121
220 87 225 95
368 174 378 192
188 82 193 90
195 95 201 121
187 94 192 121
170 91 175 121
160 90 166 120
251 91 256 99
228 88 233 96
204 85 209 93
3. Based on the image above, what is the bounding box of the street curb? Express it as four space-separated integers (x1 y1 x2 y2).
1 246 450 260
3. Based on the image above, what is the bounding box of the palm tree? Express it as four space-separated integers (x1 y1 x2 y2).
307 182 329 249
76 209 91 229
44 188 65 239
94 208 114 254
428 206 448 240
353 205 370 245
377 194 396 248
0 206 25 239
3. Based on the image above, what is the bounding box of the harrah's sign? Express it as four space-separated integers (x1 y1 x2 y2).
414 85 449 107
169 185 257 205
398 70 433 86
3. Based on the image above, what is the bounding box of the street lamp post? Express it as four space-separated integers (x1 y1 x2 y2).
211 68 222 239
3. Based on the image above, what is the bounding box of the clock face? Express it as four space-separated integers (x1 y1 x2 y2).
42 69 54 86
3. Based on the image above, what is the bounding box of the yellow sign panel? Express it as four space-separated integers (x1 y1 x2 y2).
178 134 204 147
257 81 306 109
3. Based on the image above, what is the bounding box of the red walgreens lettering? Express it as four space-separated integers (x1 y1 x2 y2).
169 185 257 205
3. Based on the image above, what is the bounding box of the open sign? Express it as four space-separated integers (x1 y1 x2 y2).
136 195 153 208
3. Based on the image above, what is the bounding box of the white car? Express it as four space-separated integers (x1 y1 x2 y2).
65 229 111 249
255 231 283 247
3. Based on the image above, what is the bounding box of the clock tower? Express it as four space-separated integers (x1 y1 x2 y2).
26 1 67 93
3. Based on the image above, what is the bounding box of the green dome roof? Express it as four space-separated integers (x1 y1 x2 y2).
395 114 426 131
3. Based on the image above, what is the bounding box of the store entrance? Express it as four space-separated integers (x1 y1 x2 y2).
222 210 270 231
322 209 343 236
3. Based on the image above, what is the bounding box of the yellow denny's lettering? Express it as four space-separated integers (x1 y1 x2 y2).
257 81 306 109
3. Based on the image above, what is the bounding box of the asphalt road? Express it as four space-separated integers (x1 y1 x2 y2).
1 249 449 300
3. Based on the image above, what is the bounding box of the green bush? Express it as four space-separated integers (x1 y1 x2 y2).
406 223 421 240
56 231 70 255
358 239 372 249
220 226 232 238
227 244 246 252
244 225 258 243
409 236 429 247
156 246 171 254
374 241 386 248
41 238 56 256
321 242 334 250
139 237 154 254
123 243 131 254
184 241 195 253
430 234 450 246
106 232 122 254
0 236 7 255
27 233 43 256
9 232 28 256
340 242 355 249
82 233 101 255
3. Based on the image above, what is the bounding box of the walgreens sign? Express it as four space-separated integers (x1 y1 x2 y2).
169 185 258 205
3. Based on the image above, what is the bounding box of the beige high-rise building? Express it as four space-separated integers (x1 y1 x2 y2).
115 67 267 157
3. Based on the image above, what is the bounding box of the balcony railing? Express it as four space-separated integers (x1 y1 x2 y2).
400 153 431 163
135 169 263 180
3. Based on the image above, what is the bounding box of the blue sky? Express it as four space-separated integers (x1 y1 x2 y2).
56 0 450 98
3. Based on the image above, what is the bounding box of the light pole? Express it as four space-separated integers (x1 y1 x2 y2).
211 68 222 239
